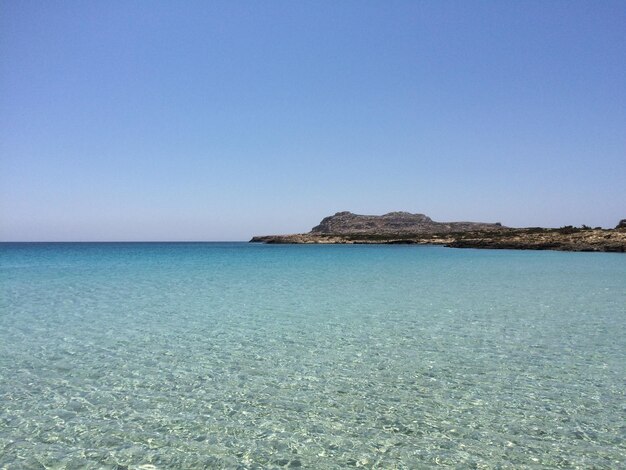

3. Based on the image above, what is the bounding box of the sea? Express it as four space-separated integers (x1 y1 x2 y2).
1 242 625 468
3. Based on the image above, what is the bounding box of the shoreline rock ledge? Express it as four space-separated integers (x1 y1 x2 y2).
250 211 626 252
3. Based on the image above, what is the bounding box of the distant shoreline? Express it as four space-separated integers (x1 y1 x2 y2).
250 228 626 252
251 212 626 253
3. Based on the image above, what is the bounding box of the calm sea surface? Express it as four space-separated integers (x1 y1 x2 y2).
1 242 625 468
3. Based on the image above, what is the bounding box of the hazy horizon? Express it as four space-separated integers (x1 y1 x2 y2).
2 1 625 241
0 208 623 243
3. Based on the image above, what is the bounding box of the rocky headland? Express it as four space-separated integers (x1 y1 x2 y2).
250 211 626 252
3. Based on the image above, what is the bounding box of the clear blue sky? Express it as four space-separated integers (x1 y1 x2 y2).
1 0 625 241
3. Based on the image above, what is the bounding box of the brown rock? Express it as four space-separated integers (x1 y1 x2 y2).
310 211 504 235
250 212 626 252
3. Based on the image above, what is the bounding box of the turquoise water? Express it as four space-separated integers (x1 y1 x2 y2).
1 243 625 468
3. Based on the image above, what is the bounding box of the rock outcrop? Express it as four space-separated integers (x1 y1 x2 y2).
446 227 625 252
251 212 626 253
250 211 503 245
310 211 503 235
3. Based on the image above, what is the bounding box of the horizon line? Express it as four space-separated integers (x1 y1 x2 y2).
0 240 251 243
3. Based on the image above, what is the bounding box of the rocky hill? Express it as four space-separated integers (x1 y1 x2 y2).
250 211 626 252
310 211 503 235
251 211 505 244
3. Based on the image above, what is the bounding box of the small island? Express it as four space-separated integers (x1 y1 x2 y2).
251 212 626 252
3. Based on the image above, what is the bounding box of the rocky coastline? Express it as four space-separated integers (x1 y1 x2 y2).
250 212 626 253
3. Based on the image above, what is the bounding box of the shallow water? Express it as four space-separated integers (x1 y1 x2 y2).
1 242 625 468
